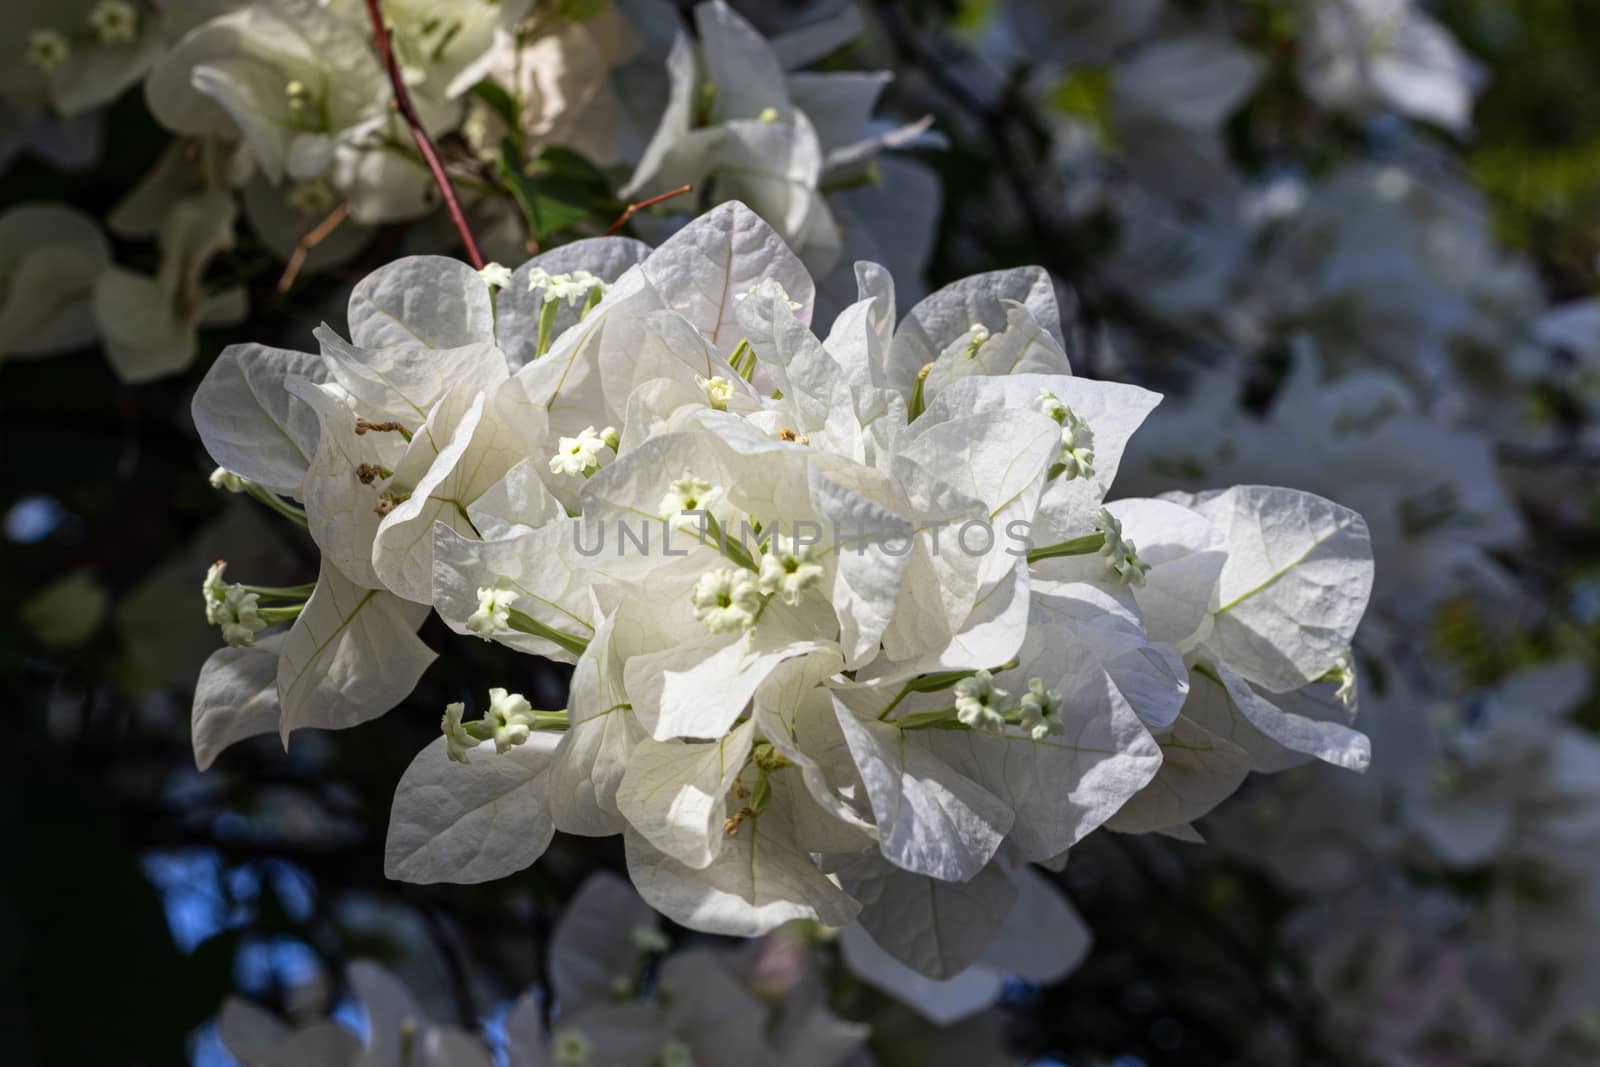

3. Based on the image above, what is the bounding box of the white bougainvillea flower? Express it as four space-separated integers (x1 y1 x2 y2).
837 861 1090 1024
93 191 246 382
622 1 936 279
0 202 110 362
218 874 872 1067
145 1 389 185
187 200 1377 985
1178 484 1374 695
215 995 361 1067
7 0 163 118
1299 0 1485 133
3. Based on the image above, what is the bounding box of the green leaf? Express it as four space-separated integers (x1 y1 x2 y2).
497 141 613 240
557 0 613 20
469 78 519 134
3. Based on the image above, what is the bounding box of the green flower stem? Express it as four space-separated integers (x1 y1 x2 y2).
242 481 309 528
891 705 1027 733
908 367 931 421
1026 531 1106 564
748 769 772 814
507 608 590 658
257 604 305 624
877 660 1019 721
696 514 759 572
731 338 756 381
890 706 960 730
241 582 318 600
535 296 560 358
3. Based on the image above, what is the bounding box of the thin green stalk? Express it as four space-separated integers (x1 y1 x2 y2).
243 482 308 528
1027 531 1105 564
535 296 559 358
507 608 589 657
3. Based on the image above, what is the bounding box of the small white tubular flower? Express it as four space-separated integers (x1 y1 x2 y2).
1331 652 1357 708
630 924 670 954
88 0 139 43
283 79 311 116
528 267 607 307
202 561 267 647
466 585 513 639
202 562 229 618
209 467 246 493
551 1028 592 1067
286 180 335 216
27 29 71 73
954 669 1008 731
660 1040 696 1067
486 687 535 753
757 534 825 606
757 106 781 124
478 262 513 289
691 567 762 634
441 702 475 763
1036 388 1068 422
1018 678 1064 740
220 591 265 647
1037 389 1095 479
549 426 609 477
658 472 721 525
964 324 992 359
736 278 802 311
695 374 735 411
1096 509 1149 588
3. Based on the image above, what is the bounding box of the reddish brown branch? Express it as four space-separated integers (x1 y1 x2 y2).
277 201 351 294
605 184 693 235
362 0 485 269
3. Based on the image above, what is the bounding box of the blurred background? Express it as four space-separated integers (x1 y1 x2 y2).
4 1 1600 1064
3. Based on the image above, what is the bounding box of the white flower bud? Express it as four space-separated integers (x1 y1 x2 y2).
964 324 991 359
552 1028 592 1067
735 278 802 310
528 267 607 307
486 687 535 753
286 180 336 216
954 669 1008 731
26 30 70 73
1331 652 1357 708
691 567 762 634
466 585 513 639
88 0 139 44
549 426 608 477
201 561 267 647
757 534 825 606
1095 509 1149 587
209 467 247 493
478 262 513 289
441 702 475 763
658 473 721 525
1018 679 1064 740
696 375 734 411
1037 390 1095 479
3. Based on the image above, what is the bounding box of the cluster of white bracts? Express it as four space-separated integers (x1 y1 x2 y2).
217 871 875 1067
1 0 935 379
189 202 1374 1004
